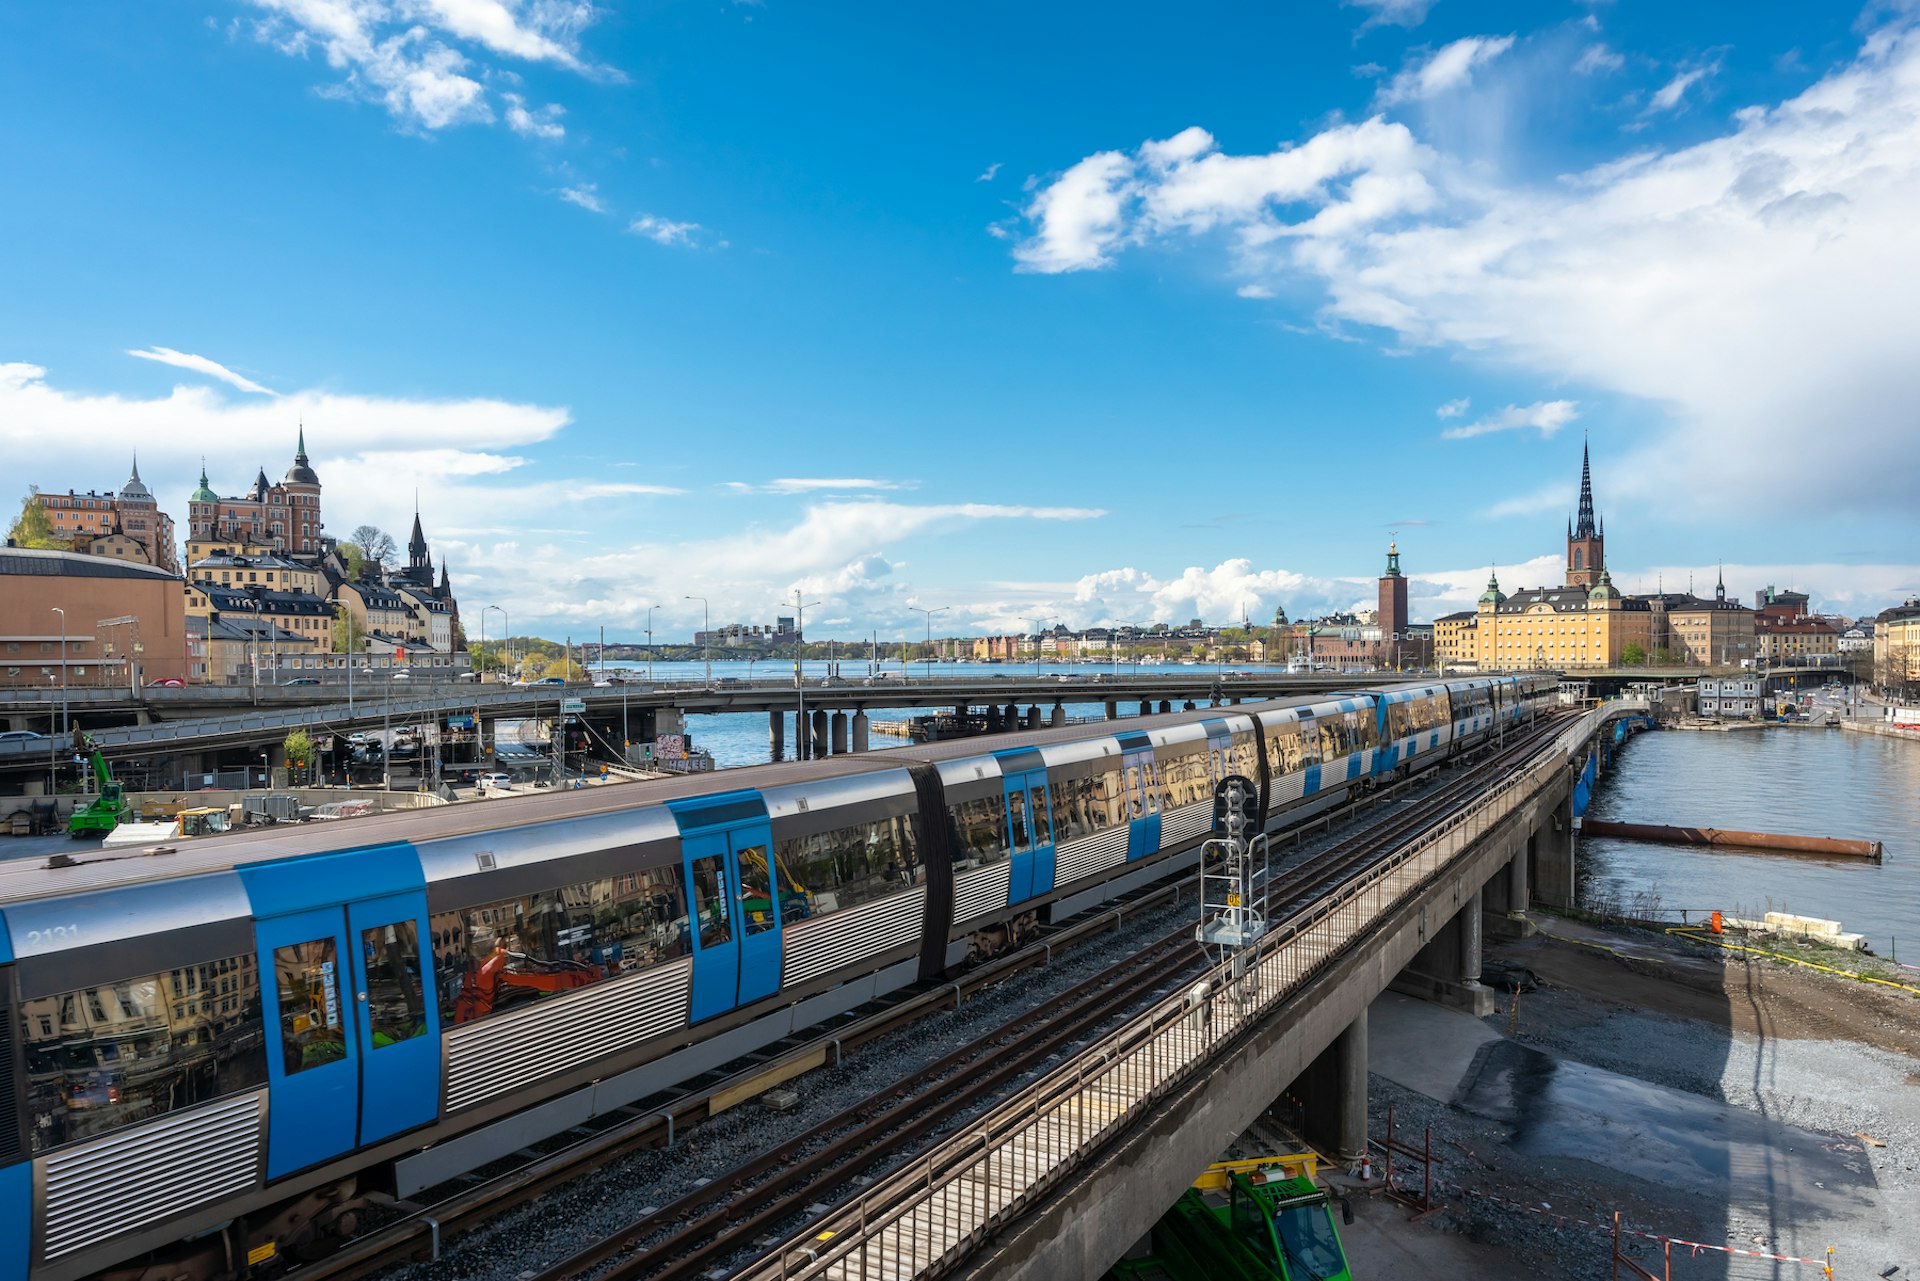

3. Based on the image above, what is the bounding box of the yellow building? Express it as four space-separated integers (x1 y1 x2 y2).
1474 571 1651 670
1755 617 1839 664
1875 598 1920 687
1433 611 1478 666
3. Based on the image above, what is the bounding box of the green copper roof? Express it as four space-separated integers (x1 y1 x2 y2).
190 460 217 503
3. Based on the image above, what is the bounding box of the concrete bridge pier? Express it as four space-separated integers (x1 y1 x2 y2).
1158 700 1172 715
830 711 848 756
1105 699 1118 721
1025 706 1041 730
1138 700 1152 717
1004 701 1019 729
1049 703 1065 727
769 711 785 762
1286 1010 1370 1163
851 710 870 753
986 706 1003 732
811 709 829 759
1533 791 1576 909
1182 700 1196 712
1391 889 1494 1016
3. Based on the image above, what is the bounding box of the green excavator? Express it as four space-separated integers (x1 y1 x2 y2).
67 729 128 838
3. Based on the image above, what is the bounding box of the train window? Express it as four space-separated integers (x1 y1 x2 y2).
434 864 693 1025
1008 789 1030 849
946 795 1008 869
275 938 347 1076
689 856 733 949
1028 787 1051 846
1049 770 1121 843
1125 765 1144 818
774 813 921 921
19 954 268 1155
735 844 777 934
361 921 428 1048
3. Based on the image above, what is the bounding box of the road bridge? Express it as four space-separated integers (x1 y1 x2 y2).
737 701 1640 1281
0 671 1407 783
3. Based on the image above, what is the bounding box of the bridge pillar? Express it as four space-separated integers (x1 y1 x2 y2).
1285 1008 1370 1163
1158 699 1172 715
1138 700 1152 717
811 709 829 758
986 705 1003 732
1533 790 1576 909
769 711 785 762
1025 705 1041 730
851 709 870 753
1004 701 1019 730
1050 702 1065 727
1104 699 1118 721
830 711 848 755
1507 844 1530 913
1458 886 1484 989
1182 700 1195 712
1390 895 1494 1016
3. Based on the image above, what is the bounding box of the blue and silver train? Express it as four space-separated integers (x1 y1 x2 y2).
0 675 1554 1281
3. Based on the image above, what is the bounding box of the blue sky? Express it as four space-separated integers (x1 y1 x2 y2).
3 0 1916 642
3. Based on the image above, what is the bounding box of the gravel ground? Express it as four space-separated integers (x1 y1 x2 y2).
383 779 1453 1281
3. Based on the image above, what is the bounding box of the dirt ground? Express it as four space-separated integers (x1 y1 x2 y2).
1351 913 1920 1277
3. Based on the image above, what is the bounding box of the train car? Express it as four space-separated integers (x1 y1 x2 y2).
1369 682 1454 777
1444 676 1500 751
1251 696 1380 821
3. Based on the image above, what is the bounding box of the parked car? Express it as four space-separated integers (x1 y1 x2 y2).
455 671 479 682
390 670 412 681
477 771 513 791
146 677 184 688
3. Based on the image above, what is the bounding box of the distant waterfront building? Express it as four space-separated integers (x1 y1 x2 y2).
1874 597 1920 688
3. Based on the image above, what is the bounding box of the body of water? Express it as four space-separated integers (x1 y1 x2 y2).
1580 727 1920 957
607 658 1262 769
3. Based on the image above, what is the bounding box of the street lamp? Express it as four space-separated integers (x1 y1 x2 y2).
1031 616 1056 678
685 595 710 688
483 605 508 681
50 608 66 738
791 593 821 759
911 606 949 681
645 604 656 684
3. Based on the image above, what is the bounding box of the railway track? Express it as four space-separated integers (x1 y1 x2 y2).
523 714 1571 1281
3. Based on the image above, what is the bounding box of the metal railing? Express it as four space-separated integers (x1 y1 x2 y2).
746 709 1596 1281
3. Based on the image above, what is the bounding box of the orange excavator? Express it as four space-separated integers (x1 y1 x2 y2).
451 942 603 1023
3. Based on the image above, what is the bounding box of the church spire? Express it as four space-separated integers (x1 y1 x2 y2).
1573 436 1597 540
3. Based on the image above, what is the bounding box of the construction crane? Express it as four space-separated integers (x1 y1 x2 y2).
66 729 128 838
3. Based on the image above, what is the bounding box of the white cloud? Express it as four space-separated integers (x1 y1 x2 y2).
557 183 604 212
503 92 565 140
629 214 705 246
1011 14 1920 513
1344 0 1435 33
726 477 913 495
1648 62 1715 113
1435 396 1469 418
976 162 1002 182
1236 283 1275 299
127 347 278 395
241 0 607 133
1441 399 1578 440
1376 35 1516 107
1574 43 1625 76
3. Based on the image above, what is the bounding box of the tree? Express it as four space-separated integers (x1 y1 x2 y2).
339 542 367 579
283 729 314 773
332 605 365 657
7 489 70 550
1621 642 1647 667
349 525 398 570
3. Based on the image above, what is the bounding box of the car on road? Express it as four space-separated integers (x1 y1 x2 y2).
536 676 567 686
146 677 184 688
0 730 48 744
477 771 513 791
390 670 413 681
282 677 321 686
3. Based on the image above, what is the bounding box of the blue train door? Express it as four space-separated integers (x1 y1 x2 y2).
1121 747 1161 860
255 890 439 1179
1002 768 1053 903
672 792 780 1022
